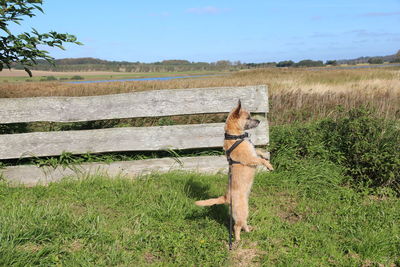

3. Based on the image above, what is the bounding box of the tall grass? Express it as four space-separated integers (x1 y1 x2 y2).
270 108 400 194
1 67 399 124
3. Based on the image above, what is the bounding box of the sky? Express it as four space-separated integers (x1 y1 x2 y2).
8 0 400 63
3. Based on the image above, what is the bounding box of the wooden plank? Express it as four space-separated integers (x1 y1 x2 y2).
0 121 268 159
1 156 227 186
1 155 271 186
0 85 268 123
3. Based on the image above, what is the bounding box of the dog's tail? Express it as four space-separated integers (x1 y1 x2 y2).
195 195 227 206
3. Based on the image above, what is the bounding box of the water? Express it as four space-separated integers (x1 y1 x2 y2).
66 74 213 84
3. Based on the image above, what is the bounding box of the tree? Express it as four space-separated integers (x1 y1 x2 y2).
0 0 82 76
391 50 400 63
325 60 337 66
367 57 384 64
276 60 294 67
295 59 324 67
215 60 232 67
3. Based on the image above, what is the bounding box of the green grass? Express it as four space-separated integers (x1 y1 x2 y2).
1 159 399 266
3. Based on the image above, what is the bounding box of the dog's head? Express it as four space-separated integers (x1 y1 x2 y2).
225 100 260 134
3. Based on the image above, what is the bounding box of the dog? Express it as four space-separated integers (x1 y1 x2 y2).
195 100 274 241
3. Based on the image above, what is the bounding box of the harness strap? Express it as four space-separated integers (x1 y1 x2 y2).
225 132 249 140
225 139 245 165
228 165 233 250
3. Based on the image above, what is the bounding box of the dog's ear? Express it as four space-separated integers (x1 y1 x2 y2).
232 99 241 118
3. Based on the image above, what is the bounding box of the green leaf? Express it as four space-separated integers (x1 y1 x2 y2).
32 4 44 13
0 0 80 73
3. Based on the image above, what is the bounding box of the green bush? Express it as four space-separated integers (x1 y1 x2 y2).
70 75 84 80
295 59 324 67
368 57 384 64
40 76 58 81
325 60 337 66
270 108 400 193
276 60 294 67
320 108 399 191
46 76 57 81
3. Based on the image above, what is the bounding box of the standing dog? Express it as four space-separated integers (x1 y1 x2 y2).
195 100 274 241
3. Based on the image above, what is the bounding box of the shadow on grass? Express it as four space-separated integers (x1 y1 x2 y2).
184 178 229 229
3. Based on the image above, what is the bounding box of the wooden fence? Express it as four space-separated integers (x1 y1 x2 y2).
0 85 269 186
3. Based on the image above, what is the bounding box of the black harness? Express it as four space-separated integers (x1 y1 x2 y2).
225 132 249 165
224 131 249 250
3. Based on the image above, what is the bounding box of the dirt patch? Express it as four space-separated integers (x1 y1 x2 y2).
16 242 43 253
64 239 84 253
229 241 264 267
69 203 87 216
274 192 302 223
346 252 393 267
144 251 160 264
362 194 392 206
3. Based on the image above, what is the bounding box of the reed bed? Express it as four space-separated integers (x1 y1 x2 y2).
1 67 399 125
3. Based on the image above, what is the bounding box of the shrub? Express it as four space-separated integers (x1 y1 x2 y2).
270 108 400 193
319 108 399 191
325 60 337 66
295 59 324 67
70 75 84 80
45 76 57 81
368 57 384 64
276 60 294 67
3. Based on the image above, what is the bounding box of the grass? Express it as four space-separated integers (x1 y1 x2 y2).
1 159 399 266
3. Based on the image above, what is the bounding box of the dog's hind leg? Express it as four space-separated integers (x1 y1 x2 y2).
232 192 249 241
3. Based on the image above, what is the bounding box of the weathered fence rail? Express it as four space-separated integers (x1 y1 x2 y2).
0 85 269 186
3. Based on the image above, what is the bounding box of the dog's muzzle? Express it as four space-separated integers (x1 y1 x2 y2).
244 119 260 130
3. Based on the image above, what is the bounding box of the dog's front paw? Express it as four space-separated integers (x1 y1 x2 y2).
263 160 274 171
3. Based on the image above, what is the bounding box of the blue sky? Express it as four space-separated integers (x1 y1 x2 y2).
9 0 400 63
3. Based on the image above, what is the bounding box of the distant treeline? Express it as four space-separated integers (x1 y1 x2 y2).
12 51 400 72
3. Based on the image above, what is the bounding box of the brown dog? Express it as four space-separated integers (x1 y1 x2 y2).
195 100 273 241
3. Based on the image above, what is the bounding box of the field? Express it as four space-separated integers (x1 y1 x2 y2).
1 66 399 125
0 69 221 83
1 66 399 266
